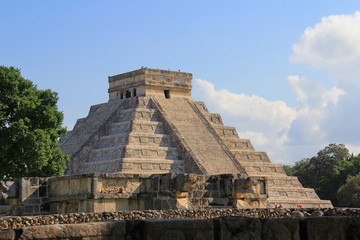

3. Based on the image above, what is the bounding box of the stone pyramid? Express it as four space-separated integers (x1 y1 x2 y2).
60 68 332 208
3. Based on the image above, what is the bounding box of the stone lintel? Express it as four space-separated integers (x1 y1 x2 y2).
108 68 192 82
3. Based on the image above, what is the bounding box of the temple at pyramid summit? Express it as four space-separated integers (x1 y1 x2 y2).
58 68 332 209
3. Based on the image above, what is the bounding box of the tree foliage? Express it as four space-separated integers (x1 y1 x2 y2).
0 66 69 180
337 172 360 207
285 143 360 206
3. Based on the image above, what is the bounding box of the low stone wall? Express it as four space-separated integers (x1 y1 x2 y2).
0 208 359 230
1 210 360 240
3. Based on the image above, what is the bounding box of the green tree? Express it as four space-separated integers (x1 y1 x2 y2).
283 165 295 176
285 143 352 206
337 173 360 207
0 66 69 180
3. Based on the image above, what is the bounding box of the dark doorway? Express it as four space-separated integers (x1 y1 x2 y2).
126 90 131 98
164 90 170 99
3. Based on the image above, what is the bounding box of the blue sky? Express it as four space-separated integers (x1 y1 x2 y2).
2 1 360 164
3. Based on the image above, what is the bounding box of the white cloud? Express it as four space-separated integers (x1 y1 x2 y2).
192 11 360 165
290 11 360 69
286 75 345 143
194 76 347 165
286 11 360 162
195 78 297 137
286 75 345 108
195 78 297 164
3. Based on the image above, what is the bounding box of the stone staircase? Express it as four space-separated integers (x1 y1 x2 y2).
154 98 244 175
76 98 184 174
193 101 333 208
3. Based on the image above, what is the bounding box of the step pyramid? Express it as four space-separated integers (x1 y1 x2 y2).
62 97 184 175
60 67 332 208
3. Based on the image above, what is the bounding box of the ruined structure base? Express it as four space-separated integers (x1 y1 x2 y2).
1 173 269 216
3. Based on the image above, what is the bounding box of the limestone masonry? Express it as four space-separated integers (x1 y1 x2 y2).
0 68 332 216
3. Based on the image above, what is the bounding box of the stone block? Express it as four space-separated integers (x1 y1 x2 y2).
124 179 142 194
143 219 214 240
24 205 33 213
261 218 300 240
144 199 154 209
33 205 40 213
59 200 79 214
160 163 171 170
220 178 233 197
122 163 133 169
304 216 360 240
234 199 252 208
192 190 204 198
19 221 126 239
125 220 144 240
160 174 171 191
154 199 162 209
0 205 11 215
209 197 228 206
152 164 160 170
141 163 152 170
39 185 48 197
0 230 15 240
216 216 261 240
30 178 39 186
139 179 148 193
173 174 185 191
23 198 41 205
152 176 159 192
7 180 18 198
116 199 129 211
40 202 51 212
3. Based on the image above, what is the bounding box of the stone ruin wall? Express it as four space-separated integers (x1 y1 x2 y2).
0 173 267 217
1 208 360 239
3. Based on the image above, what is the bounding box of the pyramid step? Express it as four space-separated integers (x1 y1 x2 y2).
194 101 209 113
267 199 333 208
127 133 172 147
212 125 239 138
265 176 304 188
268 187 320 200
108 120 165 135
232 150 270 163
242 163 286 176
113 108 160 122
123 145 179 159
89 145 126 162
98 132 172 148
80 157 184 174
131 120 165 134
79 158 122 174
203 113 224 126
108 121 132 135
121 157 184 173
222 138 254 151
89 144 179 162
98 133 128 148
